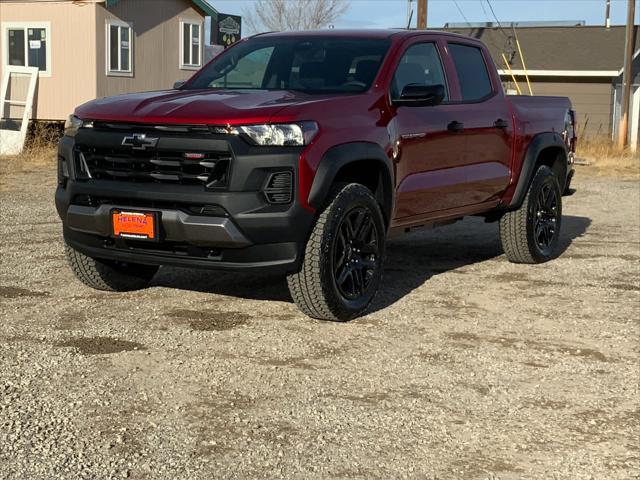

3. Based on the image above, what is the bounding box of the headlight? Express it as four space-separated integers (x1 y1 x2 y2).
236 122 318 146
64 115 84 137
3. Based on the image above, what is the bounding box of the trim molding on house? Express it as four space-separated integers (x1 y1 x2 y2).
498 49 639 78
497 69 620 77
105 0 218 19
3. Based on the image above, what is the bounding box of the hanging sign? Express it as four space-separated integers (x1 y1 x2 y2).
215 14 241 47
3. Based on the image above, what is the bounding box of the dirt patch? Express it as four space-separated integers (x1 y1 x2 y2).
450 456 525 478
567 253 640 261
169 309 251 331
523 398 570 410
57 337 145 355
611 283 640 292
1 335 43 345
522 361 549 368
493 271 562 288
55 310 87 330
0 285 49 298
447 332 611 362
447 332 480 342
460 382 491 396
255 342 342 370
418 351 454 363
328 392 391 405
259 357 318 370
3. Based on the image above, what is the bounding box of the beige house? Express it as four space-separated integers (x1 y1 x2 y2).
0 0 218 121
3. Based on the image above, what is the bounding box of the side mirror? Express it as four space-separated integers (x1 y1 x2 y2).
393 84 445 107
173 80 186 89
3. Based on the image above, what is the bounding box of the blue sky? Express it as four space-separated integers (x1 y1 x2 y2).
208 0 639 33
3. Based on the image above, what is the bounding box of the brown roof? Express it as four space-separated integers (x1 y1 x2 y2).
444 25 639 72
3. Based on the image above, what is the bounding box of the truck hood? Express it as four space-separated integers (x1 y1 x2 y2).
75 89 340 125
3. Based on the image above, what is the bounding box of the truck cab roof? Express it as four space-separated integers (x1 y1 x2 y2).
251 28 475 42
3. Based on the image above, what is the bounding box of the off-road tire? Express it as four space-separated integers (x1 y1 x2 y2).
65 243 159 291
500 165 563 264
287 183 386 322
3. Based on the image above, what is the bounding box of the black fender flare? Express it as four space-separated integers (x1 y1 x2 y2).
307 142 395 222
509 132 568 208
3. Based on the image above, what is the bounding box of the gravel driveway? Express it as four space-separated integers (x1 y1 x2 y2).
0 164 638 480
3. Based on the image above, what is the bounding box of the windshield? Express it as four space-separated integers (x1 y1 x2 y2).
186 37 391 94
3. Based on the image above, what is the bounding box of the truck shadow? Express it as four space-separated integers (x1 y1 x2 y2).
369 214 591 314
154 215 591 314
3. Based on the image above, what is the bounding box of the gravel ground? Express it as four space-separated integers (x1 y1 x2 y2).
0 164 638 480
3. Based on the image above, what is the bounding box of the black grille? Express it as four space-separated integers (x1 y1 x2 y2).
72 195 229 217
75 148 231 188
263 171 293 204
91 122 213 135
106 238 222 259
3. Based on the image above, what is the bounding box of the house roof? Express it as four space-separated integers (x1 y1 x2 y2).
105 0 218 18
444 25 639 75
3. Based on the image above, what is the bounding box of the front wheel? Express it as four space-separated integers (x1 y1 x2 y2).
65 243 159 291
499 165 563 263
287 183 386 321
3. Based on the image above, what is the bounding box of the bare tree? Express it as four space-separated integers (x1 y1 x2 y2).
243 0 349 34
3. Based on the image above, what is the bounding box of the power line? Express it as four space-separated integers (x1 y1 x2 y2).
485 0 509 38
453 0 470 25
480 0 490 23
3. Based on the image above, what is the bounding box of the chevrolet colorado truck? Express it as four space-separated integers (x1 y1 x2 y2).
56 29 577 321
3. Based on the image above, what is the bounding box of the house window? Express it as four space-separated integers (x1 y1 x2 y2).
106 20 132 75
180 20 201 69
2 23 51 75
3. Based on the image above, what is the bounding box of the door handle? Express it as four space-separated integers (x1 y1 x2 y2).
494 118 509 129
447 121 464 132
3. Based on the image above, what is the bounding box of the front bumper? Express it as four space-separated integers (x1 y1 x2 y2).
56 132 315 274
66 204 251 248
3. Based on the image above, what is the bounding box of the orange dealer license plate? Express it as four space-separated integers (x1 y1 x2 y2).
112 210 157 241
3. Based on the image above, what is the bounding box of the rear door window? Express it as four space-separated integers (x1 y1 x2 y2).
448 43 493 101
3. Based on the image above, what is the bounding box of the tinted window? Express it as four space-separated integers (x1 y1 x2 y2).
8 29 26 66
192 24 200 65
120 27 130 71
182 24 190 65
392 42 447 100
187 37 391 94
449 43 492 101
27 28 47 71
109 25 119 71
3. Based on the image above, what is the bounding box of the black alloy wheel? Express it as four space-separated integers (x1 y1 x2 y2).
534 182 559 255
333 207 380 300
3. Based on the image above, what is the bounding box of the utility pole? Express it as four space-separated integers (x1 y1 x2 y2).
605 0 611 29
417 0 427 30
618 0 636 148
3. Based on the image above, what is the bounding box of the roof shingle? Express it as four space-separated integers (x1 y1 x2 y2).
444 25 639 72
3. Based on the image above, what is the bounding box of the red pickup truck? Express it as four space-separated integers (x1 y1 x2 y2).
56 29 576 321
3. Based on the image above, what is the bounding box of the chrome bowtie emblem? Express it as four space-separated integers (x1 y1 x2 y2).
122 133 158 150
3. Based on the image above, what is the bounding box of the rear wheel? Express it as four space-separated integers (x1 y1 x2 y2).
65 243 159 291
500 165 562 263
287 183 386 321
